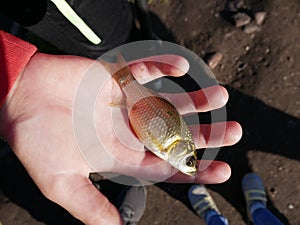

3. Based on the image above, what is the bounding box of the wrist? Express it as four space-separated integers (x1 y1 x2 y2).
0 30 38 140
0 52 46 143
0 52 97 145
0 52 49 143
0 60 29 141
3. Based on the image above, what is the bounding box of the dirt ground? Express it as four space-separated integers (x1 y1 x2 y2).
0 0 299 225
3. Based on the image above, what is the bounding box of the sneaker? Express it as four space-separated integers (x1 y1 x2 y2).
188 184 220 220
118 185 147 225
241 173 267 221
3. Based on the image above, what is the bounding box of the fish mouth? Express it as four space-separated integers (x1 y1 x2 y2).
180 166 198 176
184 171 197 176
175 159 198 176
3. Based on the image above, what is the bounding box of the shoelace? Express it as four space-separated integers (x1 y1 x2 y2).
119 204 136 225
193 195 219 218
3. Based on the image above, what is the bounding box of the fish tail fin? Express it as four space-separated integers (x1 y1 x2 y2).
111 54 135 87
99 54 132 80
99 54 134 88
116 54 128 69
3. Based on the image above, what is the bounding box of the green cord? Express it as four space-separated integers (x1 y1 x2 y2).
50 0 102 45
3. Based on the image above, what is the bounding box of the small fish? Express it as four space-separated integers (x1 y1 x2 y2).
111 55 198 176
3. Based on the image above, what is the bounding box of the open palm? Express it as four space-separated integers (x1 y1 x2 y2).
0 53 242 224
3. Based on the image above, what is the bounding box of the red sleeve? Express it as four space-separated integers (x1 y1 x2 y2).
0 30 38 107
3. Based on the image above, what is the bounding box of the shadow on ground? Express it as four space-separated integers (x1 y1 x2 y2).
157 85 299 225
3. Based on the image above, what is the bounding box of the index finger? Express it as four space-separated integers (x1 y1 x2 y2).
129 54 190 83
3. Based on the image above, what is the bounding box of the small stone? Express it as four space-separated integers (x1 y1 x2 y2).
257 56 265 62
277 166 283 172
255 11 267 25
225 0 238 12
93 183 101 190
269 187 277 196
89 172 104 182
236 61 247 72
205 52 223 69
233 12 251 27
243 23 261 34
236 0 246 8
225 31 234 39
288 203 294 210
233 81 242 88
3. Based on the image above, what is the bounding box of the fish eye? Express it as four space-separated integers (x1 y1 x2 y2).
186 156 196 167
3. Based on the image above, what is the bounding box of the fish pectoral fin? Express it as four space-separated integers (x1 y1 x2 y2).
109 96 126 108
109 89 126 107
109 102 126 107
109 78 127 107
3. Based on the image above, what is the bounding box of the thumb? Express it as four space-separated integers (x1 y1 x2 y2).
46 174 123 225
